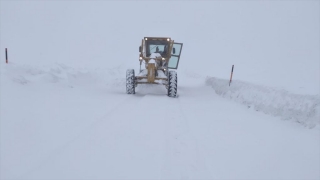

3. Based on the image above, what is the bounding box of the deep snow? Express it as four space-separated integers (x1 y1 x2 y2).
1 1 319 179
206 77 320 128
0 62 319 179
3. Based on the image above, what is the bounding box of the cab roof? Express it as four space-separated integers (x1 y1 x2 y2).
144 37 172 41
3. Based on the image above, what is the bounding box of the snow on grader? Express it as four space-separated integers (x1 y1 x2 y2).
126 37 183 97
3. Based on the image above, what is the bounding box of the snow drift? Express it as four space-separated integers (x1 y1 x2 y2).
206 77 320 128
1 63 125 88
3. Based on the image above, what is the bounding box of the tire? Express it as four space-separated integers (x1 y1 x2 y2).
167 71 177 97
126 69 135 94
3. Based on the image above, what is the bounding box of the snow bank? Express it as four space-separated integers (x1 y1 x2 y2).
206 77 320 128
1 63 125 88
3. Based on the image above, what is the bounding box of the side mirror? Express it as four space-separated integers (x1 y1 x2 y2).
139 46 142 52
172 48 176 54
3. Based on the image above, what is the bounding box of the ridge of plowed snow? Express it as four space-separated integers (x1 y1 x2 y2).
206 77 320 128
1 62 125 88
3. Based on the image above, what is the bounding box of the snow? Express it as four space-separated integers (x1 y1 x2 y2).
157 70 167 78
149 53 162 59
1 62 319 179
148 59 156 64
206 77 320 128
137 69 147 77
1 1 319 180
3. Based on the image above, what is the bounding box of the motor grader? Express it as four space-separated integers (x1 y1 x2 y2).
126 37 183 97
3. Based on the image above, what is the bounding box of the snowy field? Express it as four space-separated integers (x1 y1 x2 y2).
1 1 319 180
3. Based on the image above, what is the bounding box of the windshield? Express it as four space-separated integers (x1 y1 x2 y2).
146 40 170 58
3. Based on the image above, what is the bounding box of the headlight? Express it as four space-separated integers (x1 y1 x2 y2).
145 38 148 40
167 38 170 41
162 58 165 60
139 57 142 60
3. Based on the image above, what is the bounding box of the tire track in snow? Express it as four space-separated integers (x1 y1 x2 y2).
162 98 199 179
178 97 210 179
159 82 212 179
170 86 211 179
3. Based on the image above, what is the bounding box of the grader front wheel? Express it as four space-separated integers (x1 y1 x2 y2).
167 71 177 97
126 69 135 94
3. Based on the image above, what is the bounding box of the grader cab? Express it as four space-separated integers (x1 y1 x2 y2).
126 37 183 97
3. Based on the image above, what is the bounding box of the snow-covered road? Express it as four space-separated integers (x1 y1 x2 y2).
1 64 319 179
1 1 319 179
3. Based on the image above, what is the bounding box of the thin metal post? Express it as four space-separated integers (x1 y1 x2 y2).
229 65 234 86
5 48 8 63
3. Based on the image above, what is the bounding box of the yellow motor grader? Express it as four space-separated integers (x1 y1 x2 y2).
126 37 183 97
